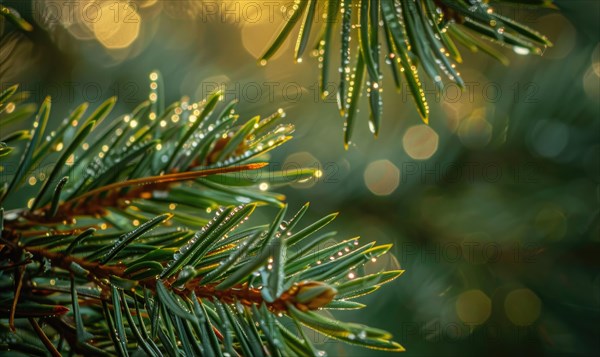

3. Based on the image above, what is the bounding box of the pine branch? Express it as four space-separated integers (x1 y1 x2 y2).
14 238 329 314
261 0 555 146
1 76 405 355
18 162 269 227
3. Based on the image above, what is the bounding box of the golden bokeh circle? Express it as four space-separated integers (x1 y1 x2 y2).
402 124 439 160
456 289 492 325
363 160 400 196
504 289 541 326
93 2 141 49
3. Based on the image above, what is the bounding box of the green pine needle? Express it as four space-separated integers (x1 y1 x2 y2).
261 0 554 146
1 75 404 356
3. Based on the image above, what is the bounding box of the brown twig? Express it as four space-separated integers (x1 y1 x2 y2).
28 317 62 357
9 265 24 332
20 243 323 314
62 162 268 209
10 163 268 228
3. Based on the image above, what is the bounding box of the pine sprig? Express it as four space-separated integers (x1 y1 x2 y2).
261 0 554 147
0 76 404 355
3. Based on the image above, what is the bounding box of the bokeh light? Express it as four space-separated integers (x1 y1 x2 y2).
92 2 141 49
534 204 567 241
363 159 400 196
530 120 569 158
455 290 492 325
402 124 439 160
583 64 600 101
504 289 542 326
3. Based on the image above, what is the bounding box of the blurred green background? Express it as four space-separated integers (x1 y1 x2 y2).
2 0 599 355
